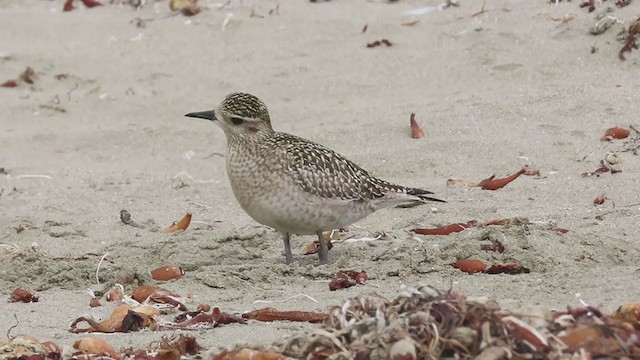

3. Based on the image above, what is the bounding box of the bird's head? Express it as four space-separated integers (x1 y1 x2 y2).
185 92 274 142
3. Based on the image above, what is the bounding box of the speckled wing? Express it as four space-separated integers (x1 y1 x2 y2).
271 132 436 202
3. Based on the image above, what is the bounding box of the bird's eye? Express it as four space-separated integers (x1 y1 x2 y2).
230 117 245 125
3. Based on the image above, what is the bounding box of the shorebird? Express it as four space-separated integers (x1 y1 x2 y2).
185 92 444 265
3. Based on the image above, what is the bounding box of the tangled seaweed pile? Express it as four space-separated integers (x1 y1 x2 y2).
267 285 640 359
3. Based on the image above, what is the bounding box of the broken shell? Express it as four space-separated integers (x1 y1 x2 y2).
389 338 416 360
452 259 486 274
449 326 476 348
604 152 621 165
151 266 184 281
593 194 606 205
131 285 161 302
106 285 124 302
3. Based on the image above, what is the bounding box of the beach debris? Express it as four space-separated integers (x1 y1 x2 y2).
328 270 368 291
174 304 212 322
156 335 203 359
18 67 38 84
409 113 424 139
604 152 621 165
554 227 570 234
119 209 132 224
615 0 632 7
70 304 158 333
169 0 198 11
593 194 607 205
620 18 640 60
485 262 531 274
73 337 119 359
160 307 245 330
212 349 288 360
590 14 619 35
361 24 368 33
0 336 51 359
411 220 478 235
477 168 526 190
147 292 188 311
601 126 631 141
89 298 102 307
580 0 595 12
522 166 541 176
63 0 102 11
581 159 621 177
480 239 505 253
131 285 163 302
80 0 102 8
9 287 39 303
163 212 192 234
271 285 640 358
452 259 486 274
151 265 184 281
447 168 527 190
304 230 337 255
63 0 75 11
1 80 18 87
612 302 640 321
2 67 37 88
366 39 393 48
243 307 328 323
106 285 124 302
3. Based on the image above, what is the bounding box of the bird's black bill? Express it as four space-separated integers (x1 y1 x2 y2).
185 110 217 121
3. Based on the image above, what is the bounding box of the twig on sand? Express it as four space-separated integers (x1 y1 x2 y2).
471 1 490 17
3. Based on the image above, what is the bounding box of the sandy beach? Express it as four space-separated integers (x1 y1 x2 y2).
2 0 640 356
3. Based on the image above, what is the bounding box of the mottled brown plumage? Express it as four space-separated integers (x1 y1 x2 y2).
185 92 444 265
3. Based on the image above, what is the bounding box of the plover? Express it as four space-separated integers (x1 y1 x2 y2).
185 92 444 265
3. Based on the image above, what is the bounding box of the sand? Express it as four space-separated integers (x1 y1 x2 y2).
1 0 640 354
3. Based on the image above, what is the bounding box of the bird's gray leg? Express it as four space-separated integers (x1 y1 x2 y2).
317 231 328 265
282 232 293 264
